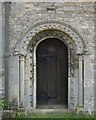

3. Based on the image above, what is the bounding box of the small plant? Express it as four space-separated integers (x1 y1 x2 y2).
1 98 10 110
15 112 22 118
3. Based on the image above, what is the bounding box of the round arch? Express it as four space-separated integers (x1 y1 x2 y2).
14 20 87 55
27 29 80 109
16 21 86 110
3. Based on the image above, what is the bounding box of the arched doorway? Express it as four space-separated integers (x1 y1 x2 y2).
36 38 68 109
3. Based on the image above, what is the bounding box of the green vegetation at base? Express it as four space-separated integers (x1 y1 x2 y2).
2 112 96 120
11 112 95 120
15 113 94 118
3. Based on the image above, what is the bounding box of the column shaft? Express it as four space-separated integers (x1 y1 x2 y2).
78 55 83 107
19 56 25 107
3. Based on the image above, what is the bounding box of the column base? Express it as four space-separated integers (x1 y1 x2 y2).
76 106 84 114
19 102 24 109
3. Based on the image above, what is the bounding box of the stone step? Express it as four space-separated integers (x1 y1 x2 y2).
27 109 69 114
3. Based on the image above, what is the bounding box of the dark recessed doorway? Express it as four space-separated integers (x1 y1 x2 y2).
36 38 68 109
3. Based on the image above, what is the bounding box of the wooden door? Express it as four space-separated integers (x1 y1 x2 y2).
36 38 68 108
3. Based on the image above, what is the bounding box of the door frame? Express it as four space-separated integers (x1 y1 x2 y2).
33 37 70 109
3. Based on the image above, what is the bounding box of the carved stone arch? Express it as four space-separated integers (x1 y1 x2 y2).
14 20 87 55
16 20 86 110
27 29 76 53
25 29 82 109
28 29 77 108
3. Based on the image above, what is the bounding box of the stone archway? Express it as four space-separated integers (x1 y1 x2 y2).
30 29 75 109
13 21 86 111
26 29 84 110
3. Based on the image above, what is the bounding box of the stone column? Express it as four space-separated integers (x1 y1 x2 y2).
78 55 83 107
19 55 25 107
33 50 36 109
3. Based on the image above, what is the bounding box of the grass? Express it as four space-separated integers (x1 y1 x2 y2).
1 111 96 120
15 113 95 118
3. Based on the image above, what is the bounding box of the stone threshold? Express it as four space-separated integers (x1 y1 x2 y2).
27 108 70 114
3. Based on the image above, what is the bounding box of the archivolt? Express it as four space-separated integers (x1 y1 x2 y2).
14 20 87 55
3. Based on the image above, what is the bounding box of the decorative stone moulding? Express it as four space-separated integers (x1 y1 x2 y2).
14 20 87 55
